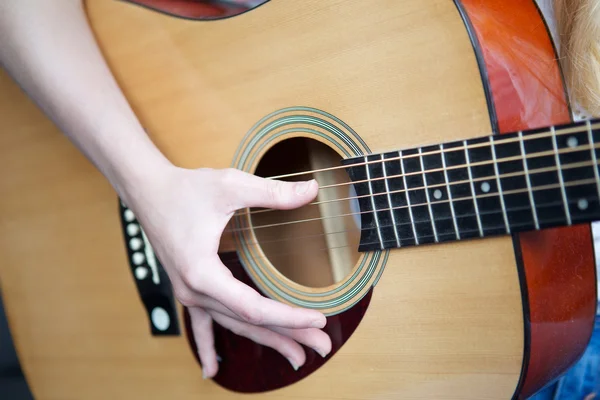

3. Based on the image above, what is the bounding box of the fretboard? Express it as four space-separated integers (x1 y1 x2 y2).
342 119 600 252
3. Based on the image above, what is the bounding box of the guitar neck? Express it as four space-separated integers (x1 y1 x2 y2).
343 119 600 252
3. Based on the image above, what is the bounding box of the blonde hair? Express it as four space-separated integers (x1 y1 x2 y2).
554 0 600 116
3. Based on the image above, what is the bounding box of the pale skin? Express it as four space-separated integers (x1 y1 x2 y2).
0 0 332 378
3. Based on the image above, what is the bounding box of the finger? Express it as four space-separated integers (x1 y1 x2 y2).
269 326 332 358
192 292 331 358
209 310 306 370
193 293 238 319
188 307 218 379
220 168 318 210
205 267 327 329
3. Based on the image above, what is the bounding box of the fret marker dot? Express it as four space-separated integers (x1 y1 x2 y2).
578 198 589 210
481 182 491 193
433 189 443 200
567 136 578 148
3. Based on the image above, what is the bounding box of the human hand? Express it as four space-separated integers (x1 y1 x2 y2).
125 165 332 378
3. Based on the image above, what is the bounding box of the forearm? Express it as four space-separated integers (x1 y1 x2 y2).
0 0 171 203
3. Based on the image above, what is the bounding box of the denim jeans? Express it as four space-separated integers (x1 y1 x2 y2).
530 313 600 400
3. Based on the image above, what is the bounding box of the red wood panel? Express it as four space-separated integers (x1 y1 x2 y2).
518 226 597 398
457 1 598 398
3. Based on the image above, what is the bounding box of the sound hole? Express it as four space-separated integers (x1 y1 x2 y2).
252 138 361 288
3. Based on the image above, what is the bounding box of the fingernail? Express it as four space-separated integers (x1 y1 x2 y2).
315 348 328 358
202 370 207 379
287 358 299 371
295 180 313 195
311 319 325 328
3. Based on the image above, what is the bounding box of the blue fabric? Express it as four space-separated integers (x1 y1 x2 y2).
530 314 600 400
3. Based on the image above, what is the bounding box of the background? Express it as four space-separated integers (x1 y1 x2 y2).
0 294 34 399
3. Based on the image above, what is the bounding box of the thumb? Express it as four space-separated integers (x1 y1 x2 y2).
221 169 318 210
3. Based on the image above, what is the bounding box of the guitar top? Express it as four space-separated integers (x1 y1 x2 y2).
0 1 596 399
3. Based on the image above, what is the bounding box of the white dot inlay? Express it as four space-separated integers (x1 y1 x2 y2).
129 237 143 251
567 136 578 148
135 266 149 280
126 223 140 236
481 182 491 193
578 198 589 210
151 307 170 331
124 209 135 222
132 252 145 265
433 189 443 200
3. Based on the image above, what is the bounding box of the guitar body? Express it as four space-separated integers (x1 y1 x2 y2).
0 0 597 399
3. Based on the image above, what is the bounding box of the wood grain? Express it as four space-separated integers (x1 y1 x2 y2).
0 0 539 398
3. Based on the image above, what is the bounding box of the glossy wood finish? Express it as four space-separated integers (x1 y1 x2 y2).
517 227 597 399
14 1 525 398
459 0 572 134
1 0 588 398
458 1 598 398
184 252 372 393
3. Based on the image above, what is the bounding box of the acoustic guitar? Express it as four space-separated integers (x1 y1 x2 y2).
0 0 598 399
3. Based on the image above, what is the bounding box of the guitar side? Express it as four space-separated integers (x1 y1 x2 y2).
457 1 598 398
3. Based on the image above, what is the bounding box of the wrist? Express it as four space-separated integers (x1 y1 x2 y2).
108 139 175 208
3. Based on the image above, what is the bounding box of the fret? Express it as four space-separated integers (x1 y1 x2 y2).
423 144 459 242
443 141 481 239
592 122 600 173
366 154 400 249
494 134 536 231
418 147 439 243
440 144 460 240
463 140 484 237
551 127 571 225
400 149 427 244
490 136 510 233
466 137 506 236
364 155 384 249
554 123 597 224
586 120 600 202
340 118 600 253
519 131 540 230
383 152 418 247
341 158 380 252
380 154 401 248
523 127 568 229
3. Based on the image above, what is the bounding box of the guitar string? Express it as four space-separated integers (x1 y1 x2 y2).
244 159 595 216
223 153 600 233
225 176 599 233
238 196 597 262
264 120 600 180
320 142 595 190
236 140 600 217
232 198 558 248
